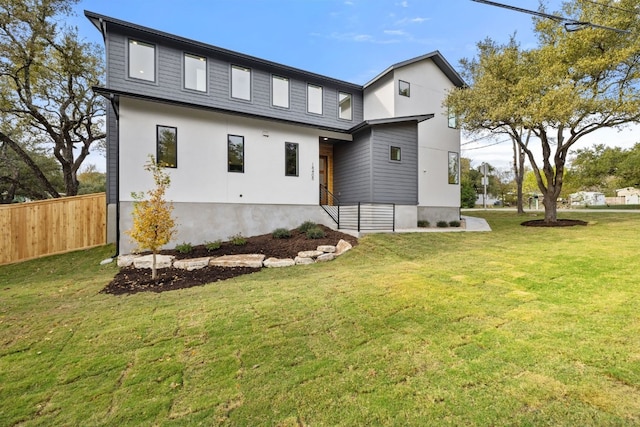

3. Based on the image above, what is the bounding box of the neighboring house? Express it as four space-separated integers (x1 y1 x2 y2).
86 11 465 254
616 187 640 205
570 191 606 206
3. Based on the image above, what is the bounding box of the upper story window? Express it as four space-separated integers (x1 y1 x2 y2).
448 151 460 184
228 134 245 173
272 75 289 108
448 106 458 129
399 80 410 97
157 125 177 168
129 40 155 82
390 146 401 162
231 65 251 101
338 92 352 120
184 53 206 92
307 84 323 115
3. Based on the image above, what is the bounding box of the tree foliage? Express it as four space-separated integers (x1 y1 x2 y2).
126 156 177 280
447 0 640 222
0 0 105 197
566 143 640 194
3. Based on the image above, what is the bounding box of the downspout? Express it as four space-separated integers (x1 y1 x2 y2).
107 93 120 258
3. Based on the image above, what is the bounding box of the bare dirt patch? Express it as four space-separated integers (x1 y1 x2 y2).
102 225 357 295
521 219 588 227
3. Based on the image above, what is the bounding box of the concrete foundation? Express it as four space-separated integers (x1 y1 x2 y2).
417 206 460 226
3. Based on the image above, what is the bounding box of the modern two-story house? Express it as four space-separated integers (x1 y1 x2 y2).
85 11 465 254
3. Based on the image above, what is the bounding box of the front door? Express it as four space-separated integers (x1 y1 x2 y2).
319 155 328 204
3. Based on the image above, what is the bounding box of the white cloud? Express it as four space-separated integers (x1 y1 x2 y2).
395 16 429 25
384 29 408 36
400 1 409 7
344 1 354 5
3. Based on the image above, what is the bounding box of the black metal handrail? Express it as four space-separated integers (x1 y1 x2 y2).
319 184 340 227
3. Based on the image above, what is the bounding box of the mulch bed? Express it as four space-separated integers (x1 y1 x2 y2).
102 225 358 295
521 219 589 227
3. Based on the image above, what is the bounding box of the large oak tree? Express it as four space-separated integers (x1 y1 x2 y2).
0 0 105 197
447 0 640 222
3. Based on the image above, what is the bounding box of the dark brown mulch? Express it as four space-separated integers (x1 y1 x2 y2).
102 225 358 296
521 219 589 227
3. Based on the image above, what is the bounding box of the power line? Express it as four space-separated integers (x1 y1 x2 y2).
462 138 512 150
471 0 630 34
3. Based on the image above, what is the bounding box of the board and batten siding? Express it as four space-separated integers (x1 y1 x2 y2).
370 123 418 205
105 28 363 132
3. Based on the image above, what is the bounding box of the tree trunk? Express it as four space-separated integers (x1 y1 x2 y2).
152 251 157 280
542 192 558 222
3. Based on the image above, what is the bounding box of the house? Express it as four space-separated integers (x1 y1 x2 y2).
616 187 640 205
85 11 465 254
570 191 606 206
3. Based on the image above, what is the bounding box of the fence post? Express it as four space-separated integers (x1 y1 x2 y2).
392 204 395 232
357 202 361 232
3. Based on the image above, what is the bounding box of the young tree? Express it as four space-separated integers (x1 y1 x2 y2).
0 0 105 197
127 156 177 280
447 0 640 223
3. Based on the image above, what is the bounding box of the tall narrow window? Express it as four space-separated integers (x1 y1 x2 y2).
157 125 177 168
448 151 459 184
399 80 410 97
307 84 323 115
272 75 289 108
228 135 244 172
285 142 299 176
129 40 155 82
390 146 401 162
231 65 251 101
448 106 457 128
338 92 352 120
184 53 206 92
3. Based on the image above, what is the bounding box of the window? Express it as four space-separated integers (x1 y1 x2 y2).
231 65 251 100
307 84 323 114
129 40 155 82
448 106 457 128
272 75 289 108
448 151 459 184
184 53 206 92
228 135 244 172
338 92 352 120
157 126 177 168
390 146 401 162
399 80 410 97
285 142 299 176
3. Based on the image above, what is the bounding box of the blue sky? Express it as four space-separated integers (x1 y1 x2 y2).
70 0 639 171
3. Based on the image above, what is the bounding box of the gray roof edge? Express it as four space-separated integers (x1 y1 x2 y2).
84 10 363 91
348 113 435 134
363 50 465 89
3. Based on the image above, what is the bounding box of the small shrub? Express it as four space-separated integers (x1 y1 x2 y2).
229 233 247 246
449 220 461 227
298 220 317 233
205 240 222 251
417 220 430 228
305 226 326 239
175 242 193 254
272 228 292 239
436 220 449 228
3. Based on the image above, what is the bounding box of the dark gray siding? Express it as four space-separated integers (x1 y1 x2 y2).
106 107 118 204
333 128 372 204
105 27 363 131
370 124 418 204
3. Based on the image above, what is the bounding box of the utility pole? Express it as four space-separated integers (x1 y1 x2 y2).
482 163 488 209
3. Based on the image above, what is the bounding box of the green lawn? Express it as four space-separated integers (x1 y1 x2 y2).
1 211 639 426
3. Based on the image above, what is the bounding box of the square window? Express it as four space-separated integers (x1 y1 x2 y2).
184 53 206 92
231 65 251 101
390 146 401 162
157 125 177 168
338 92 352 120
399 80 410 97
307 84 323 115
129 40 155 82
285 142 299 176
448 151 460 184
272 75 289 108
228 135 244 173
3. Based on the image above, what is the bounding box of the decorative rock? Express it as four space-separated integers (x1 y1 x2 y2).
117 254 140 268
316 253 335 262
298 250 323 259
335 239 353 256
294 256 315 265
210 254 265 268
133 254 175 270
174 257 210 271
317 245 336 253
100 258 114 265
263 257 295 268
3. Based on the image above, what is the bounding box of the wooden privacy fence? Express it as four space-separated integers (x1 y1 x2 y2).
0 193 106 266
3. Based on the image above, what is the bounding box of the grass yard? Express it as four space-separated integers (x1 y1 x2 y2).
1 211 639 426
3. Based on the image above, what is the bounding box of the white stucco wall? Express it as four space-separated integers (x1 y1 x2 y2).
363 73 395 120
119 98 349 206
